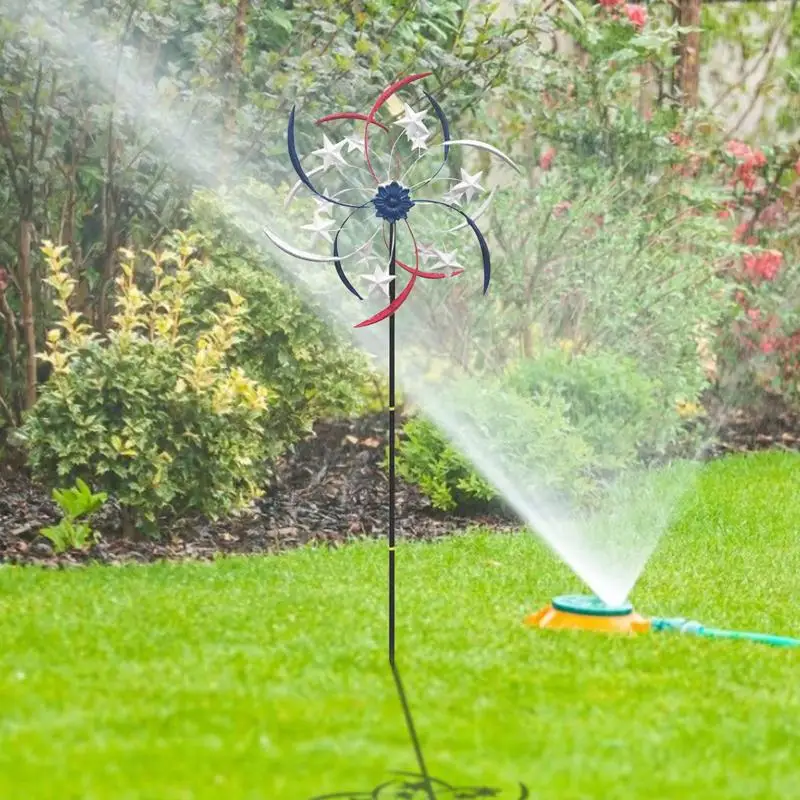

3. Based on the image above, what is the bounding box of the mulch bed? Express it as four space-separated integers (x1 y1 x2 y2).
0 411 514 568
1 400 798 569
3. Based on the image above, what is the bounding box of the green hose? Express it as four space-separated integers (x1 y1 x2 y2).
651 617 800 648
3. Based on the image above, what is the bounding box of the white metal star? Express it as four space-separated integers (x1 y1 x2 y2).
360 265 396 297
344 135 365 157
395 103 429 142
409 133 430 152
429 249 464 275
301 214 336 246
313 197 332 217
445 169 485 205
416 243 437 265
312 135 349 171
356 237 379 267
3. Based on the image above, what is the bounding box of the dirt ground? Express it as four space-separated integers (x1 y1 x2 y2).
1 400 798 568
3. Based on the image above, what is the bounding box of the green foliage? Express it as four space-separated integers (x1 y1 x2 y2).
184 234 370 444
397 344 705 513
504 347 676 468
429 167 732 411
22 237 271 535
0 0 540 423
39 479 107 553
396 416 496 512
397 380 598 512
52 478 108 520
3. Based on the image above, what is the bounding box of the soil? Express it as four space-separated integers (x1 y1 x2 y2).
1 400 798 569
0 411 515 568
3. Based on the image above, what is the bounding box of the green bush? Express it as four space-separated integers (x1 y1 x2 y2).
397 380 598 512
22 237 271 536
184 237 370 445
396 346 700 513
503 347 679 469
396 416 497 512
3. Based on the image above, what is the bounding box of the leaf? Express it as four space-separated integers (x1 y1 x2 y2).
560 0 585 25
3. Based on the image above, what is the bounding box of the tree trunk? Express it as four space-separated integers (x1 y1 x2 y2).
18 220 37 410
221 0 249 179
120 507 137 539
676 0 702 108
638 61 654 118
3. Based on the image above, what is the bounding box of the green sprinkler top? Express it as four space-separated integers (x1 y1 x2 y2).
551 595 634 617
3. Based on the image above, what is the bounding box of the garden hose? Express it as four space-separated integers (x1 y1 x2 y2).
526 595 800 647
650 617 800 648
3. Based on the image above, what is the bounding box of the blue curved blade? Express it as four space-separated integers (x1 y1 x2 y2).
420 90 450 186
415 199 491 294
288 105 361 209
333 201 374 299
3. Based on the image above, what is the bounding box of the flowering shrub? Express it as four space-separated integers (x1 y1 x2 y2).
709 139 800 408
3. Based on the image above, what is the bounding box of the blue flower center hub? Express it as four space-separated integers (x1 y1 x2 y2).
372 180 414 223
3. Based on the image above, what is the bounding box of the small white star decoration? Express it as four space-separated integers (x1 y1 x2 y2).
312 135 348 171
445 169 484 205
360 265 396 297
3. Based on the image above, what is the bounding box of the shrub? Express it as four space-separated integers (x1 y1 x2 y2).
396 344 701 513
396 416 497 512
184 236 370 445
22 236 270 536
397 380 599 512
503 347 682 468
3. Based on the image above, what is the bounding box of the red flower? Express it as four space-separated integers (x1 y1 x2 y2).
743 250 783 282
539 147 556 171
726 141 766 190
733 222 749 242
669 131 689 148
599 0 621 7
625 4 647 27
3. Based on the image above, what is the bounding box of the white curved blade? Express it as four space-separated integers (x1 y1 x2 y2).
284 165 326 208
440 139 521 173
445 187 496 232
262 225 374 263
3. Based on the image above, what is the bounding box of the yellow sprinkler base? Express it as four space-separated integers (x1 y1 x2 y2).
524 595 652 635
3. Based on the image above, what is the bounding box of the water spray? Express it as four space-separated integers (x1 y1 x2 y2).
525 595 800 647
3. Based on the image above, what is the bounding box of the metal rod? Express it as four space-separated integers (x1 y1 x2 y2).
388 221 397 666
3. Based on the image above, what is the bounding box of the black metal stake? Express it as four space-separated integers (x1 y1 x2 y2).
388 221 397 666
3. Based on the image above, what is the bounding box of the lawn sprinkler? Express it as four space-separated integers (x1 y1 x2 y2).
525 594 800 648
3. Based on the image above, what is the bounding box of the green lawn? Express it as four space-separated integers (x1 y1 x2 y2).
1 451 799 799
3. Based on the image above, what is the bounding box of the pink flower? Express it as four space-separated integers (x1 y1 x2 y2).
726 140 752 159
743 250 783 282
795 158 800 177
539 147 556 171
625 4 647 28
760 337 778 354
599 0 621 7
